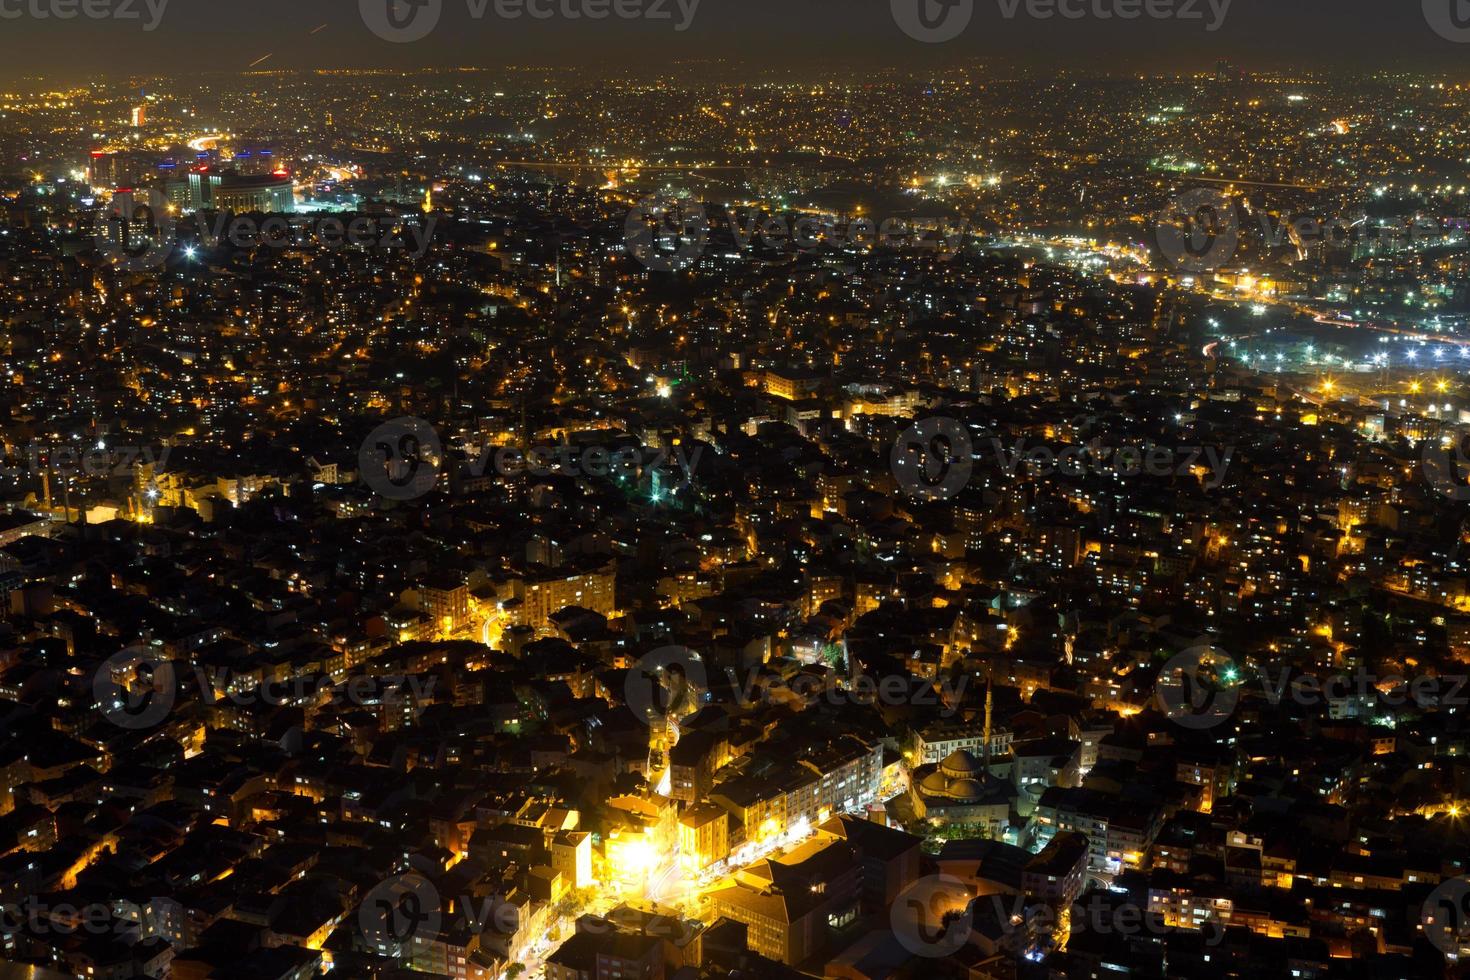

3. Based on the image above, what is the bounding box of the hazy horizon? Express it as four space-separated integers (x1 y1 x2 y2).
0 0 1466 84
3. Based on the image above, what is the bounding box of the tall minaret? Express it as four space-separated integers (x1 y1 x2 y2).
982 677 993 771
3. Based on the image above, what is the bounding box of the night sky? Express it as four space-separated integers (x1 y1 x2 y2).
0 0 1465 82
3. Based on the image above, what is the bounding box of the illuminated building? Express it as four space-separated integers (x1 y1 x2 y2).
512 563 616 634
1021 831 1089 909
706 838 860 965
761 368 823 401
679 802 730 874
908 749 1014 835
914 718 1014 766
416 576 471 634
551 830 593 889
210 172 295 213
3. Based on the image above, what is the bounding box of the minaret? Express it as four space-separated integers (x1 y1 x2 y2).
982 678 993 772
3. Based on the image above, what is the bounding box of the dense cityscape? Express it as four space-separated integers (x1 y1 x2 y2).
5 5 1470 979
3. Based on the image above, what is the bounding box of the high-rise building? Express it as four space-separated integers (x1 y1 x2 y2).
211 173 295 213
165 171 294 214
